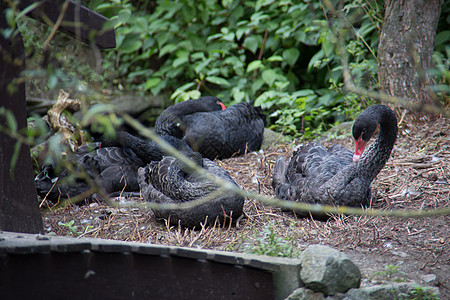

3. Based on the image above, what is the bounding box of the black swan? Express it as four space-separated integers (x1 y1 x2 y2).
155 97 265 160
35 143 142 200
272 105 398 207
138 155 245 228
35 132 196 201
155 96 226 138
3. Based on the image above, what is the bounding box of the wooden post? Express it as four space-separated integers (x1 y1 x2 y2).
0 5 44 233
0 1 115 233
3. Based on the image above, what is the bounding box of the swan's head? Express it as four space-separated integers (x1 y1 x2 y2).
196 96 226 111
217 101 226 110
352 112 378 162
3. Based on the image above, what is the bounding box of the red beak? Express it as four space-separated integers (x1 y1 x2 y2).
353 135 366 162
218 101 226 110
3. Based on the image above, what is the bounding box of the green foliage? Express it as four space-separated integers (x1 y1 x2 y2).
90 0 383 138
13 0 449 139
409 286 440 300
58 220 93 237
247 222 300 258
372 264 407 283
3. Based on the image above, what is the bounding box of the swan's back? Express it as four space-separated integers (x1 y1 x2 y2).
155 96 225 138
138 156 244 227
183 102 265 159
286 143 352 184
274 142 356 205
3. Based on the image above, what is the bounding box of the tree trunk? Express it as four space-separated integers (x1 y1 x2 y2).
378 0 443 108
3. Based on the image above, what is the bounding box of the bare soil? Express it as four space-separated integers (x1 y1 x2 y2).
42 113 449 298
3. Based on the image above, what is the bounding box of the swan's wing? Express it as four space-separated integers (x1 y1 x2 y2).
98 165 140 193
274 142 353 203
80 147 144 175
138 163 177 204
138 158 244 227
154 97 224 137
183 103 265 159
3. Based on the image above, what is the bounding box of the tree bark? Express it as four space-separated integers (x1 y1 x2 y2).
378 0 443 108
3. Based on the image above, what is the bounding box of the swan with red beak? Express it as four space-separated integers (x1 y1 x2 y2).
272 104 398 208
353 134 366 162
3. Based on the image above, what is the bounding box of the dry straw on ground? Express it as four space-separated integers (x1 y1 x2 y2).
43 112 449 297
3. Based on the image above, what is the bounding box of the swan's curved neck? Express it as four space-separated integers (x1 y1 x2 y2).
358 108 398 181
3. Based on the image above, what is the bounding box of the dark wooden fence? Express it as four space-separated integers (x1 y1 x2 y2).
0 0 115 233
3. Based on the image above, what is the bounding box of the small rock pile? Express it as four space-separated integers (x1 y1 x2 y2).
286 245 440 300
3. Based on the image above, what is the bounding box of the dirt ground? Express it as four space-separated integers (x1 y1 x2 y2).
42 112 449 298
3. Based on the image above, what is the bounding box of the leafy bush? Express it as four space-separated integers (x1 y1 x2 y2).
88 0 384 137
14 0 449 138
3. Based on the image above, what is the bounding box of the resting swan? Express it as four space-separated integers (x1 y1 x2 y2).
272 105 398 207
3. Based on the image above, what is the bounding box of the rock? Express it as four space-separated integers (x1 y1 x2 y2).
261 128 288 148
421 274 438 286
343 282 440 300
285 287 325 300
391 250 408 258
300 245 361 295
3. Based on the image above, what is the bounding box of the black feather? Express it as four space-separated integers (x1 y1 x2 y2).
272 105 398 208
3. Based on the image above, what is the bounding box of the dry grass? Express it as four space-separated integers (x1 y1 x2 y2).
42 113 450 296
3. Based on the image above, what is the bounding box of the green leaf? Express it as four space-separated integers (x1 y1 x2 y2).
194 58 212 74
236 27 248 40
145 78 161 89
94 3 113 11
233 90 246 102
322 33 335 57
307 49 324 71
81 104 115 125
159 44 177 57
247 60 263 73
267 55 283 62
261 69 277 86
222 32 235 42
9 141 21 179
191 52 205 60
243 36 259 54
118 9 132 23
251 78 265 95
5 8 14 29
435 30 450 47
173 56 188 68
120 35 142 53
171 82 196 100
205 76 231 86
283 48 300 67
155 32 170 48
5 110 17 133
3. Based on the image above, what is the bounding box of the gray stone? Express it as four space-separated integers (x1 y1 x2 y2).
421 274 438 285
285 287 325 300
300 245 361 295
262 128 289 148
343 282 440 300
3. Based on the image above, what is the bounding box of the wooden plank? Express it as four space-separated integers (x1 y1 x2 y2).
0 232 303 299
0 7 44 234
18 0 116 49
